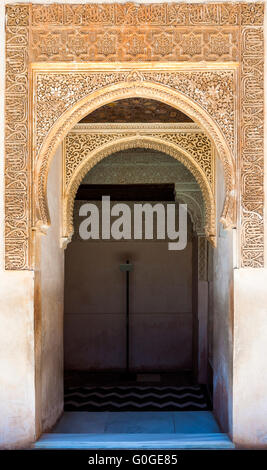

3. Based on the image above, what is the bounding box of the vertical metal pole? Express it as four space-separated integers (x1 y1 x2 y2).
126 260 129 373
120 260 133 376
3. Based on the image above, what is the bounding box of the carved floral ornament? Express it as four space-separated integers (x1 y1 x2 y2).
62 124 213 246
4 3 264 269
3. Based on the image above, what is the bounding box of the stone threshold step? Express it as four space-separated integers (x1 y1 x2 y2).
32 433 235 450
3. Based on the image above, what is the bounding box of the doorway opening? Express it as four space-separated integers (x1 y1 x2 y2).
35 97 234 448
63 145 211 417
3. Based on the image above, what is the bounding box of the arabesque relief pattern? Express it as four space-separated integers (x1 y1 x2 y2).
35 71 235 243
240 23 264 267
64 127 213 188
63 137 215 247
35 70 235 155
4 3 264 269
63 124 212 242
5 5 30 269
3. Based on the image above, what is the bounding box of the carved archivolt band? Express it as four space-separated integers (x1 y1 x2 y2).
34 79 235 242
62 135 215 247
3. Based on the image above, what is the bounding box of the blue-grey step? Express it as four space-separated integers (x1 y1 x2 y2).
32 433 235 450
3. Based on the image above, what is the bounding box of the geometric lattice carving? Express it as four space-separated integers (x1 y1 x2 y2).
30 3 243 65
4 3 264 269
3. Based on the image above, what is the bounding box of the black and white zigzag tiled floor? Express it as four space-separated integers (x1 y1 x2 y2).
64 385 212 412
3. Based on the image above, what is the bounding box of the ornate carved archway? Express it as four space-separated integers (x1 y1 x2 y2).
62 134 215 246
33 74 235 240
5 3 264 269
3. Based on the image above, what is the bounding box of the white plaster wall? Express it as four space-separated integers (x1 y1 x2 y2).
265 0 267 265
39 146 64 431
211 157 233 433
0 271 35 448
233 268 267 448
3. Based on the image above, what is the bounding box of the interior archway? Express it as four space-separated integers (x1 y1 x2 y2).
35 93 234 442
34 80 236 239
63 135 215 248
64 146 209 413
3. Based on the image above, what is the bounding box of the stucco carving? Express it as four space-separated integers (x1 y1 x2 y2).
64 124 214 188
34 75 235 245
30 3 262 63
63 124 211 245
63 138 215 247
4 3 264 269
5 6 30 270
31 3 242 27
34 69 235 156
240 24 264 267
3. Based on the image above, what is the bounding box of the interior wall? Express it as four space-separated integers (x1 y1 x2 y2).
198 279 209 383
39 145 64 431
64 201 193 372
210 156 233 433
64 151 198 372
